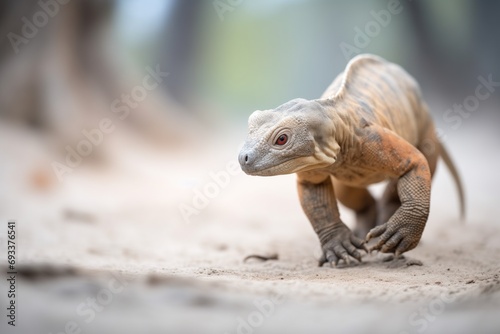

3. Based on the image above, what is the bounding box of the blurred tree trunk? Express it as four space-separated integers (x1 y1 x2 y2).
473 0 500 91
406 0 474 100
0 0 193 157
159 0 207 107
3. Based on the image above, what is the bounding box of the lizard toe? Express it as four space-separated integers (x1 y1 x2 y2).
369 227 396 252
395 237 419 257
366 224 387 242
380 233 404 253
342 240 362 262
326 250 339 267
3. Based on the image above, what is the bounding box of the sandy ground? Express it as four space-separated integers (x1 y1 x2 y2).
1 114 500 334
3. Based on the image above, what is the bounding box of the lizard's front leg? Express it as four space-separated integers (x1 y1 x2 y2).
366 164 431 255
363 126 432 256
297 173 367 267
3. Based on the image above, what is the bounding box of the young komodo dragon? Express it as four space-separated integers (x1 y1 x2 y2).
238 54 464 267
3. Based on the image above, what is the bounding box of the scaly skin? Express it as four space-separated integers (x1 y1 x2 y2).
239 54 464 267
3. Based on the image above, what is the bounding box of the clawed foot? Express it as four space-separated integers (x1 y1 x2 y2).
318 223 368 268
365 222 423 256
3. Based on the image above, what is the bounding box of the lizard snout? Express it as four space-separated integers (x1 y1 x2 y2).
238 151 252 165
238 149 256 172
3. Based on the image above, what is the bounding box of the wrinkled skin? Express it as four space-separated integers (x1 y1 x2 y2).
239 54 464 268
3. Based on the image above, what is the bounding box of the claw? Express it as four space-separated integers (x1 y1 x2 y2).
350 251 362 262
318 254 327 267
329 256 340 268
326 250 338 266
365 231 375 242
366 224 387 243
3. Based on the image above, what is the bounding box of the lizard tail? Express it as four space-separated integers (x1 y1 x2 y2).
438 141 466 220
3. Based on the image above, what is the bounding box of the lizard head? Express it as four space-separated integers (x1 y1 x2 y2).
238 98 340 176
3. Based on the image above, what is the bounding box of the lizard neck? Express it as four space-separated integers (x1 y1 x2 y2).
318 98 361 167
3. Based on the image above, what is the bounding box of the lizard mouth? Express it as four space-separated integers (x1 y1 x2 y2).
241 158 307 176
241 153 336 176
242 167 278 176
241 160 286 176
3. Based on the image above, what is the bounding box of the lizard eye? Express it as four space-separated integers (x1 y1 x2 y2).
275 134 288 145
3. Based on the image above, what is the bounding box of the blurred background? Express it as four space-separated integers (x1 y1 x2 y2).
1 1 500 333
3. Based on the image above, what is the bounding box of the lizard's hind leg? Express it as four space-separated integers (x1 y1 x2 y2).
333 180 377 239
417 125 439 178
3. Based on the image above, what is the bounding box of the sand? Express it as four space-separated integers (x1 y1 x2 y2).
0 119 499 334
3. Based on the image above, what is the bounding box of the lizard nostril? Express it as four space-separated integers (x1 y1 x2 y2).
245 155 248 163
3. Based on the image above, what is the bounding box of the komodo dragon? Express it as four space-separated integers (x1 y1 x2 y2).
238 54 464 267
